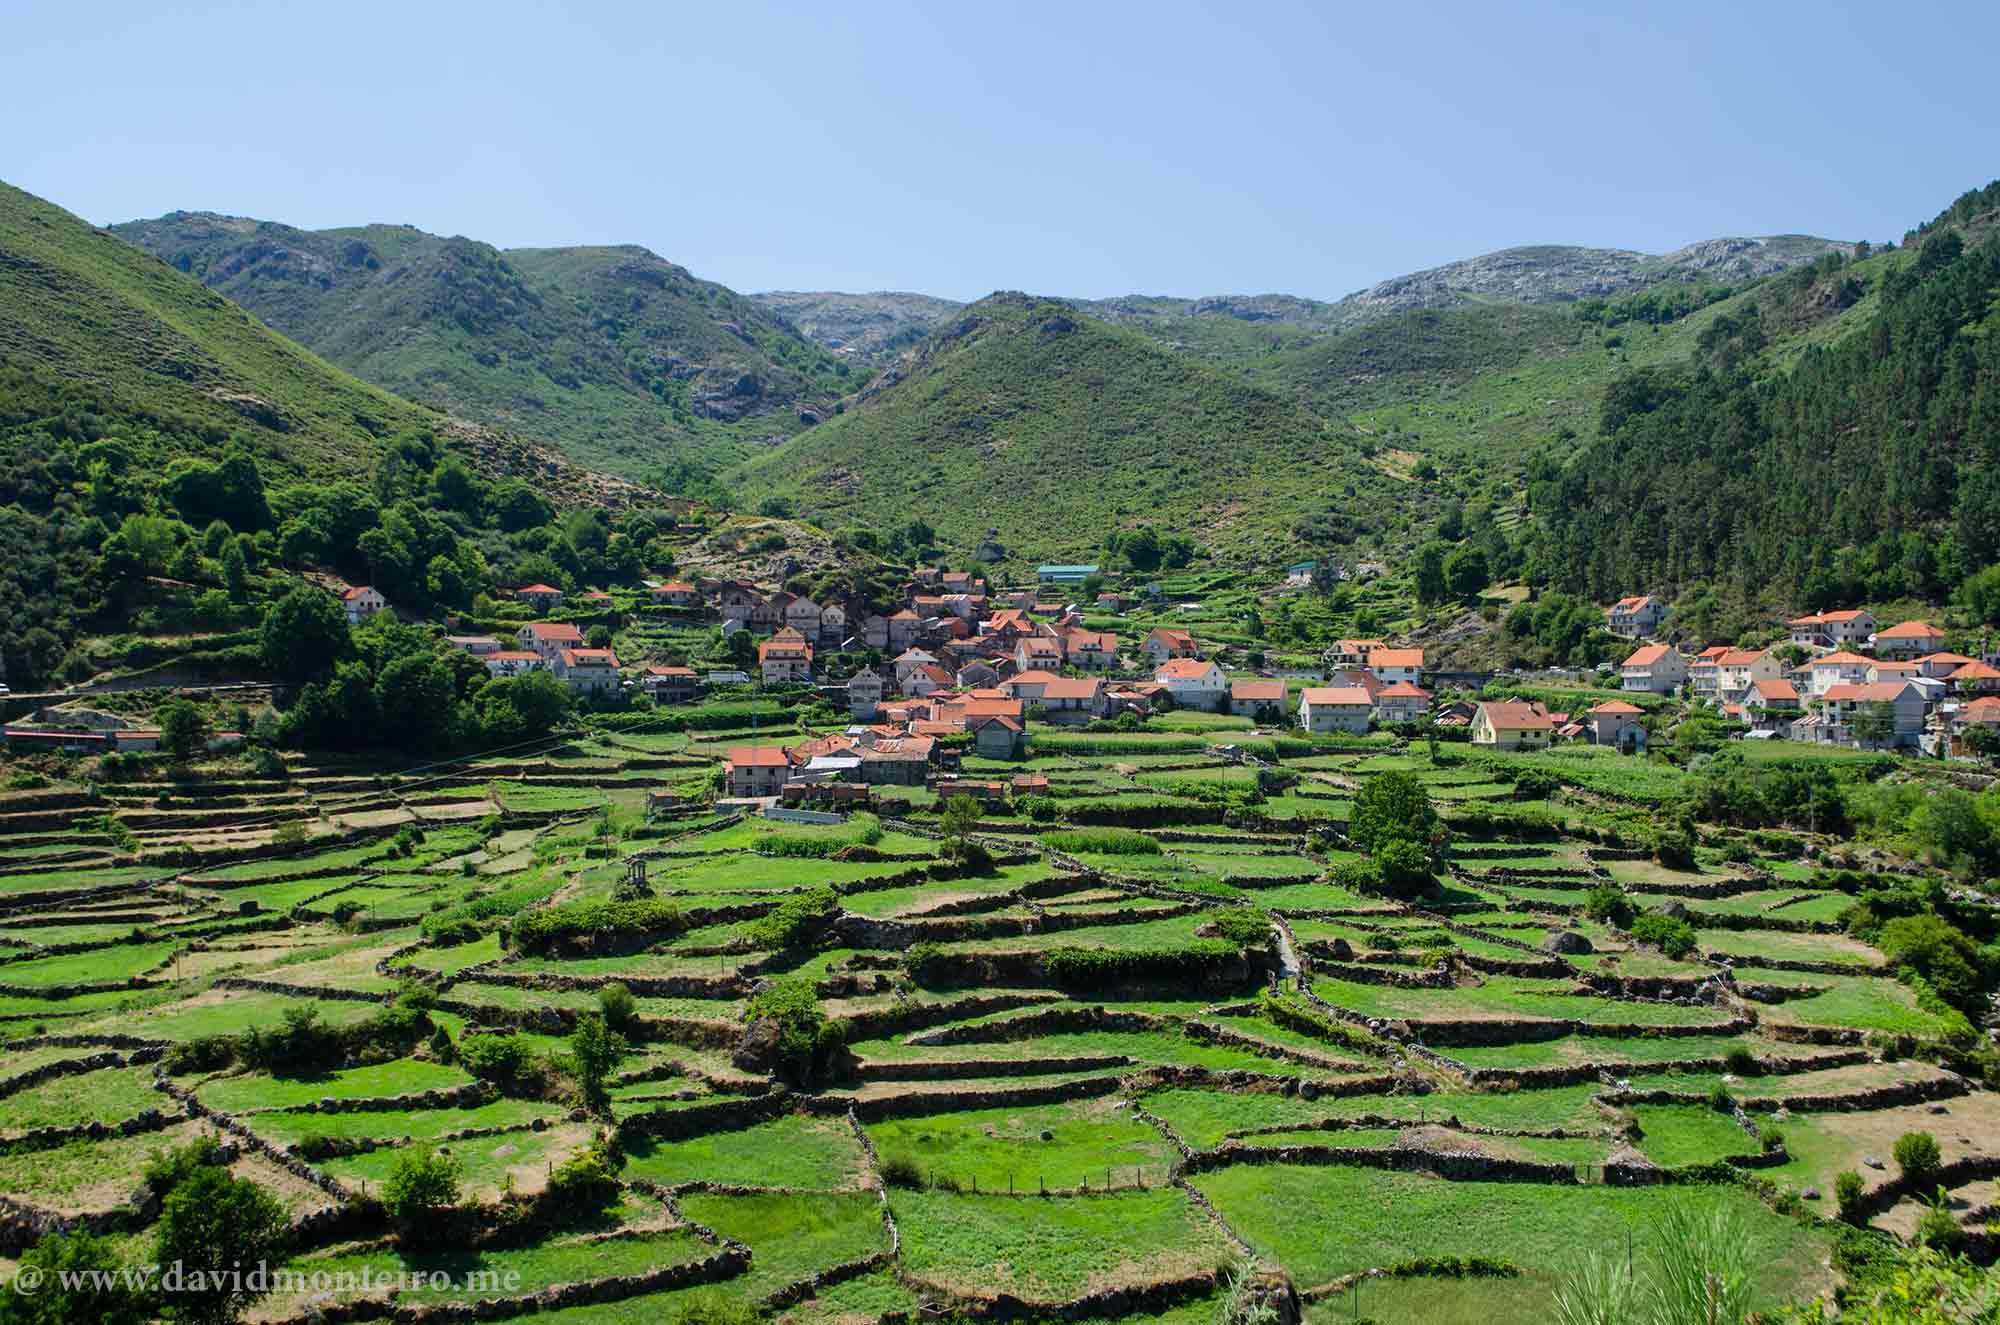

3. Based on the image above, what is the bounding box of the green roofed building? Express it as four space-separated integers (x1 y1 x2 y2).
1037 564 1100 584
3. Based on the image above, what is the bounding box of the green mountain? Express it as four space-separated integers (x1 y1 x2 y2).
730 293 1426 568
1528 186 2000 614
0 179 659 687
111 213 860 482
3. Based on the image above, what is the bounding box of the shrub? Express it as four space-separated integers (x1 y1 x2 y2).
1375 837 1434 896
1722 1045 1762 1077
543 1143 621 1218
458 1033 535 1084
598 982 638 1030
1512 768 1562 801
1630 911 1698 959
1583 883 1635 927
1892 1131 1942 1187
1209 907 1274 949
1349 772 1439 853
144 1135 228 1199
1706 1083 1735 1113
1834 1169 1867 1223
747 887 837 952
1760 1125 1786 1153
878 1155 922 1189
744 979 846 1086
1042 941 1243 990
383 1151 461 1243
510 897 683 956
902 941 948 986
1045 827 1161 855
1912 1193 1965 1253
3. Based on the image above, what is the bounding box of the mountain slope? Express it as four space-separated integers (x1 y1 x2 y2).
111 213 860 481
1528 186 2000 609
731 293 1424 568
746 290 962 366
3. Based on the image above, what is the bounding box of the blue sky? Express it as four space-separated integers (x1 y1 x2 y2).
6 0 1996 301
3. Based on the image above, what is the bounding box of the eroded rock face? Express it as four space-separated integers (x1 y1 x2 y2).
731 1018 782 1074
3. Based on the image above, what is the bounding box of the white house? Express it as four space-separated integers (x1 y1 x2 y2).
1297 685 1372 734
1871 620 1945 661
555 647 620 697
1229 679 1288 719
723 746 791 798
1372 682 1431 726
1788 608 1875 650
846 669 884 720
482 650 547 677
341 585 387 625
1154 658 1228 709
1715 649 1786 703
1816 681 1926 749
1364 648 1425 687
1804 651 1874 697
1620 644 1687 695
758 629 814 685
518 622 585 661
1142 628 1199 663
1606 595 1665 638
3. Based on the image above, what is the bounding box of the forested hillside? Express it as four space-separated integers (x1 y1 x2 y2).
1527 187 2000 617
0 181 675 689
113 212 858 485
731 293 1426 567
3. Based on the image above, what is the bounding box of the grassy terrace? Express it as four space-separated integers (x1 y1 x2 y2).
0 696 1981 1325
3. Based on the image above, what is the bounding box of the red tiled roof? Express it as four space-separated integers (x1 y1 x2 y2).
1368 648 1425 668
516 583 563 594
1622 644 1672 667
1300 686 1373 706
1752 679 1800 701
341 585 377 601
1950 662 2000 681
1230 679 1287 702
520 622 584 641
1824 682 1913 702
1479 701 1554 731
726 746 790 768
559 648 619 667
1155 659 1218 680
1876 619 1941 639
1811 651 1873 667
1589 700 1644 714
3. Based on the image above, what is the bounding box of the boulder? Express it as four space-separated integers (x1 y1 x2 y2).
1542 929 1593 955
731 1018 784 1074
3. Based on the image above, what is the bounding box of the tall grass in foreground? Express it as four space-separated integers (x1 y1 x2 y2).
1551 1198 1754 1325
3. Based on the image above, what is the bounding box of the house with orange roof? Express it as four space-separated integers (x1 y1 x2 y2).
1062 629 1120 670
900 663 954 698
1912 651 1975 681
1471 701 1555 750
1715 648 1786 703
513 583 565 612
1033 676 1107 723
640 664 698 703
1328 639 1387 667
1364 648 1425 687
1229 678 1288 719
1620 643 1686 695
1297 685 1373 734
1867 659 1922 685
1154 658 1227 709
482 650 547 677
723 746 791 798
1871 619 1944 660
651 580 702 608
1141 628 1199 663
1788 608 1875 650
1583 699 1647 749
1805 651 1876 697
341 584 387 624
887 609 920 652
517 621 585 660
1816 681 1925 749
1687 645 1731 698
969 713 1027 759
1952 696 2000 753
555 647 621 697
1744 679 1802 733
758 629 814 685
1606 595 1665 638
1373 681 1432 726
1949 661 2000 695
1014 637 1065 672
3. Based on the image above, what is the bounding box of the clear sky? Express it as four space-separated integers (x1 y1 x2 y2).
6 0 1996 301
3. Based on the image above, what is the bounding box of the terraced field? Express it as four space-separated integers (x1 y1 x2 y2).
0 717 1990 1324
